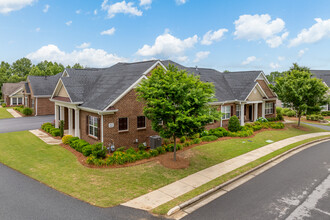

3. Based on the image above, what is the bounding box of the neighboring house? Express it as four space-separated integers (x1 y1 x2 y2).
310 70 330 111
1 82 26 106
23 74 61 116
50 60 277 148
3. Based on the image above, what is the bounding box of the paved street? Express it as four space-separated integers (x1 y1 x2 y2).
0 115 53 133
0 163 162 220
183 141 330 220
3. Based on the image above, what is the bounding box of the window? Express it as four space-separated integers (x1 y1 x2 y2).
265 103 274 115
88 116 98 138
25 97 28 106
119 117 128 131
222 105 231 120
12 98 17 105
236 104 241 118
32 99 34 108
137 116 146 129
18 97 23 105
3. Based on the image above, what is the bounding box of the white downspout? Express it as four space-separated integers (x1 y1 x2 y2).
35 97 38 116
101 114 104 143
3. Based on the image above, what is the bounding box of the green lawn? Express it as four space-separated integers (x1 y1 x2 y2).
0 124 327 207
0 107 13 119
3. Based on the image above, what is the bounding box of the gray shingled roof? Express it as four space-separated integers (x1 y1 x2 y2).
24 82 30 94
57 60 265 111
28 73 61 96
1 82 25 96
310 70 330 86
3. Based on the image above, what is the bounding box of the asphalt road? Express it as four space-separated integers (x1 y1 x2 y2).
183 141 330 220
0 115 54 133
302 121 330 131
0 163 162 220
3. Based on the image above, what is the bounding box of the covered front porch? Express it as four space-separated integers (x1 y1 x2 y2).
54 102 80 138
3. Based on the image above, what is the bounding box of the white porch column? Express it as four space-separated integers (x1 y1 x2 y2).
69 108 73 135
10 98 12 106
240 104 245 126
54 104 59 128
254 103 258 121
101 115 104 143
262 101 265 118
74 108 80 138
60 106 64 121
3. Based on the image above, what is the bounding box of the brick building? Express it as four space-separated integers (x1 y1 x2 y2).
50 60 277 149
1 82 26 106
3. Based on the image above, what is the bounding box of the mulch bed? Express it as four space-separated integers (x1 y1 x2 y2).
39 126 288 170
38 129 62 140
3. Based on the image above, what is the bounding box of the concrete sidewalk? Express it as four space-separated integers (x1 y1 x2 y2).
6 108 22 118
29 129 62 145
122 132 330 211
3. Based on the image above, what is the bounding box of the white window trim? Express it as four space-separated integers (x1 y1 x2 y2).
265 103 274 115
17 97 23 105
236 104 241 118
118 117 129 132
137 116 146 129
88 116 98 138
222 105 231 120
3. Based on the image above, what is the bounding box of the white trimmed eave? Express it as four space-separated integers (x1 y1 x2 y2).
244 83 268 102
255 71 277 97
50 99 82 109
209 100 246 105
34 95 51 98
50 78 73 103
78 106 118 115
9 87 24 97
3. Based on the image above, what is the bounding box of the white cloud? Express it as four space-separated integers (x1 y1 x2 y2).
194 51 210 63
76 9 81 14
176 0 187 5
270 62 281 69
101 0 142 18
100 27 116 36
35 27 40 32
298 48 308 57
201 28 228 45
140 0 152 9
0 0 37 14
66 21 72 26
43 4 50 13
136 31 198 57
176 56 188 62
26 44 127 68
242 56 256 65
289 18 330 47
234 14 287 48
76 42 91 49
94 9 97 15
278 56 285 61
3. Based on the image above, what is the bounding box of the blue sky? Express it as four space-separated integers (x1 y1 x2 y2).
1 0 330 74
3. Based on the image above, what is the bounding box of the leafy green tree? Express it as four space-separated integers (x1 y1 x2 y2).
266 71 285 83
271 64 329 126
72 63 84 69
137 65 221 161
11 58 32 77
29 66 43 76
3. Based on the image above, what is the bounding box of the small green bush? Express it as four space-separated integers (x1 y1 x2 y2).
1 103 6 107
192 138 201 144
282 108 291 116
22 107 33 116
62 135 73 144
149 149 159 157
59 120 64 138
286 110 296 117
125 147 136 154
156 146 166 154
276 107 283 114
138 143 146 151
82 145 93 157
116 147 125 152
201 135 218 142
252 125 262 131
68 136 79 145
41 122 53 130
92 158 106 166
256 117 268 122
180 136 186 143
86 156 95 164
307 114 324 121
91 143 106 159
163 138 170 145
72 139 89 152
50 128 61 137
228 115 241 132
184 141 191 147
269 122 285 129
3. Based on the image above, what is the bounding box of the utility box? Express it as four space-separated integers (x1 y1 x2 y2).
149 135 162 149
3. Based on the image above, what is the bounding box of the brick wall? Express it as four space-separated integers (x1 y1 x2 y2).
36 97 55 115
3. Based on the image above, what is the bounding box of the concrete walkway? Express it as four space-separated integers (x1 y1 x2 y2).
6 108 22 118
29 129 62 145
122 132 330 211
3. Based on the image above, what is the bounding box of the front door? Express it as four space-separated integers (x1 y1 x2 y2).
249 105 253 121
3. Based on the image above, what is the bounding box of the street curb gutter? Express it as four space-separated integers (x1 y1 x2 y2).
167 136 330 216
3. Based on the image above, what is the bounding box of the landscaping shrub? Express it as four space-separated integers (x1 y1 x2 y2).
59 120 64 138
251 125 262 131
228 115 241 132
62 135 73 144
176 144 183 150
286 110 296 117
276 107 283 114
321 111 330 116
68 136 79 145
256 117 268 123
71 139 89 152
156 146 166 154
282 108 291 116
184 141 191 147
163 138 170 145
306 114 324 121
201 135 218 142
82 145 92 157
266 117 277 122
116 147 125 152
193 138 201 144
50 128 61 137
92 157 106 166
149 149 159 157
138 143 146 151
125 147 136 154
200 130 209 137
22 107 33 116
91 143 106 159
276 111 284 121
137 150 151 159
1 103 6 107
86 156 95 164
41 122 53 130
269 122 285 129
180 136 186 143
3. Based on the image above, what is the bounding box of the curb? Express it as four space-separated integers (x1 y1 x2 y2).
167 136 330 216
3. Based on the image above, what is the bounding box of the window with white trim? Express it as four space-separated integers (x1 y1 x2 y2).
221 105 231 120
265 103 274 115
12 98 17 105
88 116 98 137
18 97 23 105
137 116 146 129
236 104 241 118
119 117 128 131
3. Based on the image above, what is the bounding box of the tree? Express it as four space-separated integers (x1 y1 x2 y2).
72 63 84 69
137 65 221 161
271 64 329 126
266 71 285 83
11 58 32 77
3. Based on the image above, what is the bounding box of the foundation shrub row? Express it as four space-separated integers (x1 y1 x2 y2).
13 105 33 116
41 122 61 137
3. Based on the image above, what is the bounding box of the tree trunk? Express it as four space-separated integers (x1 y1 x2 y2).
298 114 301 127
173 134 176 161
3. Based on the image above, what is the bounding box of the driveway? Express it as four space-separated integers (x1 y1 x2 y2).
183 141 330 220
0 163 162 220
302 121 330 131
0 115 54 133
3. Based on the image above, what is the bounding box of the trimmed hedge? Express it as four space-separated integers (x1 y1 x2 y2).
228 115 241 132
306 114 324 121
321 111 330 116
41 122 60 137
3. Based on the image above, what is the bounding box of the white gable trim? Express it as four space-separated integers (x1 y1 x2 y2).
244 83 268 101
9 87 24 97
50 78 73 103
255 71 277 97
62 69 69 77
142 60 166 75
